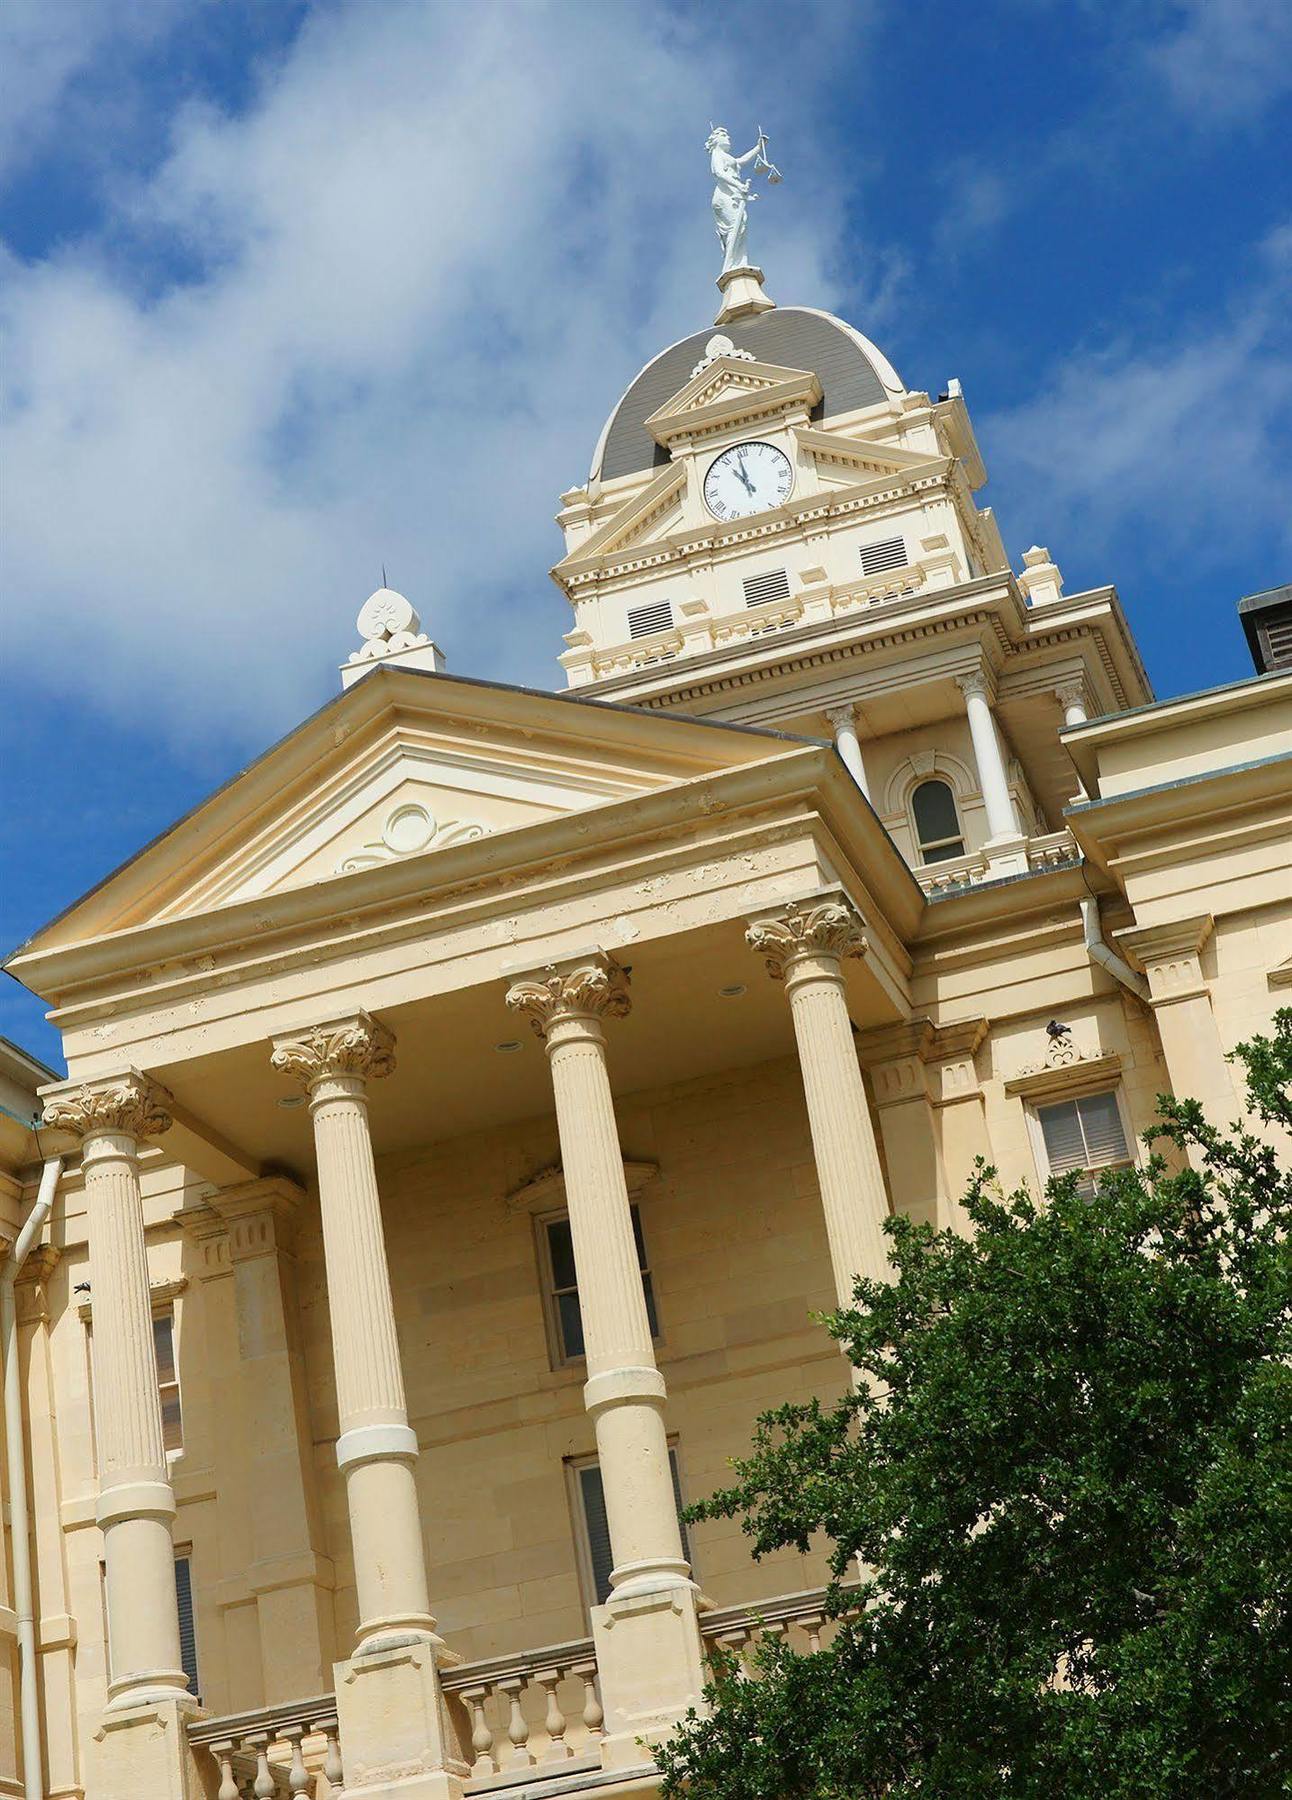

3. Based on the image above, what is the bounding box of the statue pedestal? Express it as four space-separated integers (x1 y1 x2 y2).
715 264 775 325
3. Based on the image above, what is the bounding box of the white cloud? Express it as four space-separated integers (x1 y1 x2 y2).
1146 0 1292 121
981 226 1292 573
1 2 876 749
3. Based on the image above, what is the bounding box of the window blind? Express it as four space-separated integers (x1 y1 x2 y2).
859 536 907 576
1038 1091 1130 1180
743 568 790 608
579 1449 691 1606
174 1556 200 1699
627 601 674 639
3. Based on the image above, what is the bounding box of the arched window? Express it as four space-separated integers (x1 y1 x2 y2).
911 778 965 864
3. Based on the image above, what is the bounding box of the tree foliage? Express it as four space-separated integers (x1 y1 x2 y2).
658 1015 1292 1799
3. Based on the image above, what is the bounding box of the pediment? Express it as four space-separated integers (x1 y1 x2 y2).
18 669 784 948
645 356 822 448
793 425 946 481
556 462 687 566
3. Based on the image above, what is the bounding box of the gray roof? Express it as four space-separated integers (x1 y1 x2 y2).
594 307 897 483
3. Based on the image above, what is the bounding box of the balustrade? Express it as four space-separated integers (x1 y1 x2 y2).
189 1700 342 1798
441 1640 604 1783
700 1585 855 1677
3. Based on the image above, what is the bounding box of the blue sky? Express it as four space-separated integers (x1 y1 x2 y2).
2 0 1289 1067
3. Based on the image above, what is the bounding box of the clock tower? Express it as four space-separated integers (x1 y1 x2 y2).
550 189 1150 889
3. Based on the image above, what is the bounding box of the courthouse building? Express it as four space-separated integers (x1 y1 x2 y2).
2 243 1291 1800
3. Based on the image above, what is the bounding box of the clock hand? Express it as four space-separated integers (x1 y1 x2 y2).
733 459 755 496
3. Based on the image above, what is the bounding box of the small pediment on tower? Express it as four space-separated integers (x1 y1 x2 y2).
792 424 946 482
644 348 822 451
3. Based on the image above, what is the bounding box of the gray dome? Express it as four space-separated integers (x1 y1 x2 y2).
592 307 904 484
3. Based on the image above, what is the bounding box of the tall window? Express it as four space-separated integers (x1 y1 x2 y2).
571 1448 691 1608
173 1553 200 1698
154 1308 183 1453
911 777 965 863
1036 1090 1132 1197
540 1206 658 1365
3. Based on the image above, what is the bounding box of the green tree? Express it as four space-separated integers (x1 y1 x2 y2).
658 1016 1292 1800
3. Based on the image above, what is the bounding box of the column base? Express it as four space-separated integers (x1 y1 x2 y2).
592 1582 710 1771
335 1633 467 1799
715 264 775 324
983 833 1030 878
91 1693 204 1800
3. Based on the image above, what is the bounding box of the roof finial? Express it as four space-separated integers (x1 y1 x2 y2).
706 122 780 326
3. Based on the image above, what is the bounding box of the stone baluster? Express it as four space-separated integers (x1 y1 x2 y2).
281 1726 310 1797
800 1611 826 1654
504 952 708 1765
498 1676 534 1768
42 1074 194 1735
211 1742 240 1800
247 1732 275 1799
825 702 871 799
318 1715 344 1792
713 1626 753 1679
570 1656 604 1742
746 891 893 1309
458 1685 497 1776
535 1665 573 1762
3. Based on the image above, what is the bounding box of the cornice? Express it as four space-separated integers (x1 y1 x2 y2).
78 1272 187 1324
506 1159 659 1213
1003 1048 1123 1103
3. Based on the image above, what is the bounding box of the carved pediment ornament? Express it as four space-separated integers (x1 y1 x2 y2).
43 1073 174 1145
745 895 867 982
335 801 489 876
505 956 632 1037
270 1013 397 1092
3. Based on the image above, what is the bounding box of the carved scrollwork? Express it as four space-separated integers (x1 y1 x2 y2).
270 1013 397 1092
745 896 867 982
43 1073 173 1145
504 957 632 1037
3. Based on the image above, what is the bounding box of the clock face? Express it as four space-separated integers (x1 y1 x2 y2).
703 440 794 521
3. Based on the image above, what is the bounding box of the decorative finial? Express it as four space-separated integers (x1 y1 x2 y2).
340 583 447 689
706 123 781 326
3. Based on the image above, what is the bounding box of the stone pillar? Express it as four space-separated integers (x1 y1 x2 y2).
955 666 1021 848
43 1073 201 1800
504 953 706 1768
745 891 893 1303
270 1015 463 1800
825 702 871 800
1114 916 1238 1156
1054 680 1089 730
182 1178 335 1704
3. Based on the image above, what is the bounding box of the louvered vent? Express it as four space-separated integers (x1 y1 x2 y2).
627 600 674 639
1265 614 1292 669
743 568 791 608
859 536 908 576
174 1556 200 1699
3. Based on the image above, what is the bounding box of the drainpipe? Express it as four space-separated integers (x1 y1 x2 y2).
1079 895 1150 1004
2 1154 63 1800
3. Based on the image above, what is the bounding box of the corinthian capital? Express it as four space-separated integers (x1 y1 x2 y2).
43 1072 173 1145
270 1012 396 1093
745 890 867 982
505 952 631 1037
954 665 992 702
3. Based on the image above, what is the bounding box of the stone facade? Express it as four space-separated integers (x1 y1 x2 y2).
1 276 1289 1798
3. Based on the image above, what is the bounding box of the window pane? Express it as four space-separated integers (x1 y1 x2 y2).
578 1464 615 1604
161 1388 184 1454
546 1217 578 1291
642 1270 660 1339
174 1556 200 1698
921 837 965 863
630 1204 649 1271
556 1291 585 1361
1077 1091 1129 1166
153 1312 176 1384
912 779 960 847
668 1448 692 1567
1038 1099 1087 1174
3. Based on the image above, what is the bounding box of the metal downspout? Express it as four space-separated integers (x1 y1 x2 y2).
2 1155 63 1800
1079 893 1150 1004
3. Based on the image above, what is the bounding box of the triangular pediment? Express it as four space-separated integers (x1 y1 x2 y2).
556 462 687 566
793 424 948 482
645 356 822 449
14 668 791 949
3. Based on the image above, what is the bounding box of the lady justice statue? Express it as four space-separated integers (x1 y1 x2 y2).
706 124 782 275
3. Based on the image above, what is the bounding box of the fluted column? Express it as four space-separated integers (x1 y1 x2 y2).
955 665 1019 843
825 702 871 800
746 892 892 1305
270 1014 436 1651
505 956 689 1599
43 1074 190 1712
